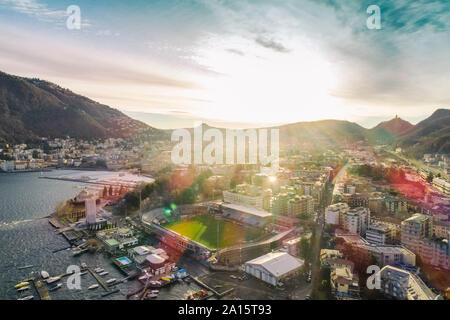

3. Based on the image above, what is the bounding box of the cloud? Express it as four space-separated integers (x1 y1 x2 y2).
0 0 91 26
255 36 290 53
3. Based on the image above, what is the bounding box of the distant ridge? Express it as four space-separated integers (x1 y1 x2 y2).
0 70 447 157
0 70 159 143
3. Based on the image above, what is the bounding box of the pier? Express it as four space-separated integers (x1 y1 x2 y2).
87 267 111 293
190 276 234 298
32 278 50 300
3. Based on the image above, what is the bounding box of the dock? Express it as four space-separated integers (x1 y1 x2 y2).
190 276 234 298
32 278 51 300
86 267 111 293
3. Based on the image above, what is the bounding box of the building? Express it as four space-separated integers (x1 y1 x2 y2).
85 197 97 224
287 195 314 217
377 265 440 300
325 203 349 225
330 266 360 299
271 193 289 215
368 193 384 214
343 207 370 236
244 251 304 286
366 222 393 245
0 161 14 172
433 177 450 195
221 202 272 228
223 184 264 209
320 249 344 262
282 237 302 257
401 213 449 270
433 220 450 239
343 193 368 208
385 196 408 215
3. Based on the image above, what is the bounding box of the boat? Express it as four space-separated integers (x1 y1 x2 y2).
79 271 88 276
146 293 158 299
46 276 61 284
17 286 30 292
88 284 99 290
106 278 116 284
81 263 87 269
49 283 62 291
151 290 159 294
41 271 49 279
17 265 33 270
14 282 30 289
94 268 104 273
18 295 34 300
99 271 109 276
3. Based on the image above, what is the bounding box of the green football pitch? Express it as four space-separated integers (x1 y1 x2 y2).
162 214 263 249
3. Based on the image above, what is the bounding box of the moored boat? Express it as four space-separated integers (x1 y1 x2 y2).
14 282 29 289
49 283 62 291
46 276 61 284
88 284 99 290
17 286 30 292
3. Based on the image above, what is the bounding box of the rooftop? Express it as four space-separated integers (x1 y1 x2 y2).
245 251 304 277
222 203 272 218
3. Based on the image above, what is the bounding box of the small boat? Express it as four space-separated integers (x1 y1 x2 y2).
46 276 61 284
41 271 49 279
106 278 116 284
49 283 62 291
17 286 30 292
94 268 104 273
99 271 109 276
81 263 87 269
151 290 159 294
14 282 30 289
147 293 158 299
17 265 33 270
88 284 99 290
79 271 88 276
18 295 34 300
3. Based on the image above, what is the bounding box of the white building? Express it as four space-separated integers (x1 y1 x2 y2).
85 197 97 224
325 202 349 225
0 161 14 172
366 222 393 245
244 251 304 286
343 207 370 236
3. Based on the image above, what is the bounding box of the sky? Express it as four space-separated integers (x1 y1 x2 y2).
0 0 449 129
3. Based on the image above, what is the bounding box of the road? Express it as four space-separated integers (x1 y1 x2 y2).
309 163 347 299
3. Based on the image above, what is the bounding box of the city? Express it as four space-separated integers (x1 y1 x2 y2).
0 0 449 314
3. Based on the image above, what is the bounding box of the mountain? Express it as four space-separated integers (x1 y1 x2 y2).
278 120 367 151
367 116 414 145
397 109 450 156
0 71 156 143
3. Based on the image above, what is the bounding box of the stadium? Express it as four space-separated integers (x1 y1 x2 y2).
141 202 291 263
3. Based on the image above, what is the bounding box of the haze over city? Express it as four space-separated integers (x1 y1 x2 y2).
1 0 450 128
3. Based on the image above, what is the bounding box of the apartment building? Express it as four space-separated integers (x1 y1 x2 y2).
325 202 349 225
401 214 449 270
366 222 393 245
377 265 440 300
343 207 370 237
287 195 314 217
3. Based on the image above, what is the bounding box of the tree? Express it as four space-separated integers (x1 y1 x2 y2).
426 172 434 183
300 238 311 261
